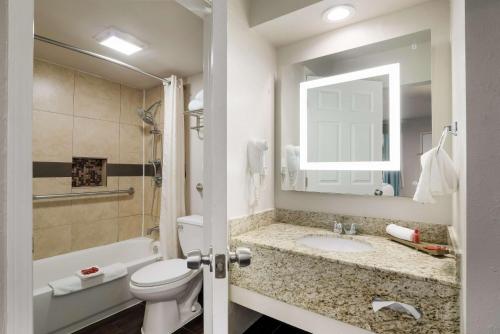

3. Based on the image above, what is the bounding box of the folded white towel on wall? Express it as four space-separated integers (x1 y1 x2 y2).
188 90 204 111
49 263 128 296
413 147 458 204
194 90 203 101
188 99 203 111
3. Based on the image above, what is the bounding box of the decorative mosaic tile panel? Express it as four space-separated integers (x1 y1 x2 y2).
72 157 107 187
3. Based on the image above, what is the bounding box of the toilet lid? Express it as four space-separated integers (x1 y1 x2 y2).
131 259 192 287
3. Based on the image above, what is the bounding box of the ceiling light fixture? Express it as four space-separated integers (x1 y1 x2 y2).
95 28 144 56
323 5 355 22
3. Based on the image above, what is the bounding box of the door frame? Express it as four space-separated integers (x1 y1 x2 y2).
202 0 229 333
1 0 34 332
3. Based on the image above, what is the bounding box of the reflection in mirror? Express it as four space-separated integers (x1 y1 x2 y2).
281 30 431 197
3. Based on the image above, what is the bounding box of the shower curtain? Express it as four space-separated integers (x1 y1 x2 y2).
160 75 185 259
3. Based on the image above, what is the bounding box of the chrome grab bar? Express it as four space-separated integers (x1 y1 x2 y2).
33 187 134 201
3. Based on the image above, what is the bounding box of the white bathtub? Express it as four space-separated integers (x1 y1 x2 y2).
33 237 161 334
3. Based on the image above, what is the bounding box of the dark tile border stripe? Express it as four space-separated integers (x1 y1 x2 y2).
33 162 155 178
33 162 72 178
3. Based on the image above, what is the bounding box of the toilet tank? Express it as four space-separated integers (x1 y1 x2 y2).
177 215 203 256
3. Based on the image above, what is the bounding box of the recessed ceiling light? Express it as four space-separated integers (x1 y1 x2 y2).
95 28 145 56
323 5 355 22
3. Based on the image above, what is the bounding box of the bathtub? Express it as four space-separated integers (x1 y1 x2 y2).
33 237 161 334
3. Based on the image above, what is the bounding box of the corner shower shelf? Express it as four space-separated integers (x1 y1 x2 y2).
184 109 204 140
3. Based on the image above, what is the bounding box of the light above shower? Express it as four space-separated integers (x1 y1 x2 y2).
96 28 144 55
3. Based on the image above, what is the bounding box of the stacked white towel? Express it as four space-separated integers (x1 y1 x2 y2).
188 90 204 111
49 263 128 296
413 147 458 204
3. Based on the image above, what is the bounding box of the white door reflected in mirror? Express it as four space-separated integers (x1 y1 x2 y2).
299 63 401 171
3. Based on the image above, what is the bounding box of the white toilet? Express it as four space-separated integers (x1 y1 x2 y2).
130 215 203 334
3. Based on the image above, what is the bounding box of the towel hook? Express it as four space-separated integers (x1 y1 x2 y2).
437 122 458 153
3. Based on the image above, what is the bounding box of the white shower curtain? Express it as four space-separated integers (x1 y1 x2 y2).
160 75 185 259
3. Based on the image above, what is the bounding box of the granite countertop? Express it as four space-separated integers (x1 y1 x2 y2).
233 223 458 287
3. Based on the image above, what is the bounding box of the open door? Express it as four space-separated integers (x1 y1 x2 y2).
184 1 251 333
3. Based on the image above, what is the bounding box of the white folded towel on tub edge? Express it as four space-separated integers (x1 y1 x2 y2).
49 263 128 296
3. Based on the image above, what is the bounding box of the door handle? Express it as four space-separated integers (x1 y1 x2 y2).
186 248 213 272
228 247 252 267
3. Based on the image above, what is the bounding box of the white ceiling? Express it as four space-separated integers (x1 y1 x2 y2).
252 0 432 46
35 0 204 89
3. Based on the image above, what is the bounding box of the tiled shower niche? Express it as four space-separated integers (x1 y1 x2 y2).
72 157 107 187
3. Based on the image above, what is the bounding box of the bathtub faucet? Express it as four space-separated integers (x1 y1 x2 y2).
147 225 160 235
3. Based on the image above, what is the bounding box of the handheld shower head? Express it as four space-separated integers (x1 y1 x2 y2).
137 100 162 127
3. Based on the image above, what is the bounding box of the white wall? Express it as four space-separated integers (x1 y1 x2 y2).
227 0 276 219
184 73 204 215
463 0 500 332
0 0 34 331
0 0 8 329
450 0 466 332
276 0 452 225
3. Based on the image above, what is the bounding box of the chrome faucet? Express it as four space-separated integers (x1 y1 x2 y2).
345 223 357 235
147 225 160 235
333 221 344 234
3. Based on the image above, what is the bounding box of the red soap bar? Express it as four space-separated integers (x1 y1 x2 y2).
81 267 99 275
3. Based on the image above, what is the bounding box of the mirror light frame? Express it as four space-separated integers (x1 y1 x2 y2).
299 63 401 171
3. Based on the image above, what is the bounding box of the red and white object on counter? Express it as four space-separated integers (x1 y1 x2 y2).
386 224 420 244
76 266 103 280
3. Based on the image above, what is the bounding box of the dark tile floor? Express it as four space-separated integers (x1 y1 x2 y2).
73 303 309 334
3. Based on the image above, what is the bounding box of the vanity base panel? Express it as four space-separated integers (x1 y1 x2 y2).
230 243 459 334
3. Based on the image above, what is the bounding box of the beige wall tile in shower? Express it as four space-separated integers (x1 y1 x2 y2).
33 178 73 230
33 60 75 115
118 215 143 241
33 110 73 162
33 201 73 230
71 197 119 225
33 225 72 260
33 177 71 195
121 85 143 125
119 123 144 164
71 218 118 251
118 176 144 217
73 117 120 163
74 72 120 122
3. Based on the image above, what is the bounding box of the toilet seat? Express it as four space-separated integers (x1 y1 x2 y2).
131 259 192 287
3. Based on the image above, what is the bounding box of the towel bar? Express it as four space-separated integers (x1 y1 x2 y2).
33 187 134 201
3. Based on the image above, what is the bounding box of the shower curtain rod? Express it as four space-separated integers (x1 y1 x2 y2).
34 34 171 84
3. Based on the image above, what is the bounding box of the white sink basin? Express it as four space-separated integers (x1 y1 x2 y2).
297 235 374 253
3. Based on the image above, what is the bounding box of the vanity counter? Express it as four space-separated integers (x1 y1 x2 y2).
230 223 460 334
232 223 457 287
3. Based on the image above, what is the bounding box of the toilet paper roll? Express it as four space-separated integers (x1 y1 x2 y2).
386 224 415 242
372 298 422 320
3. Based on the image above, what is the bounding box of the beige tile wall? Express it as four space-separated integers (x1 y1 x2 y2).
32 59 148 259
